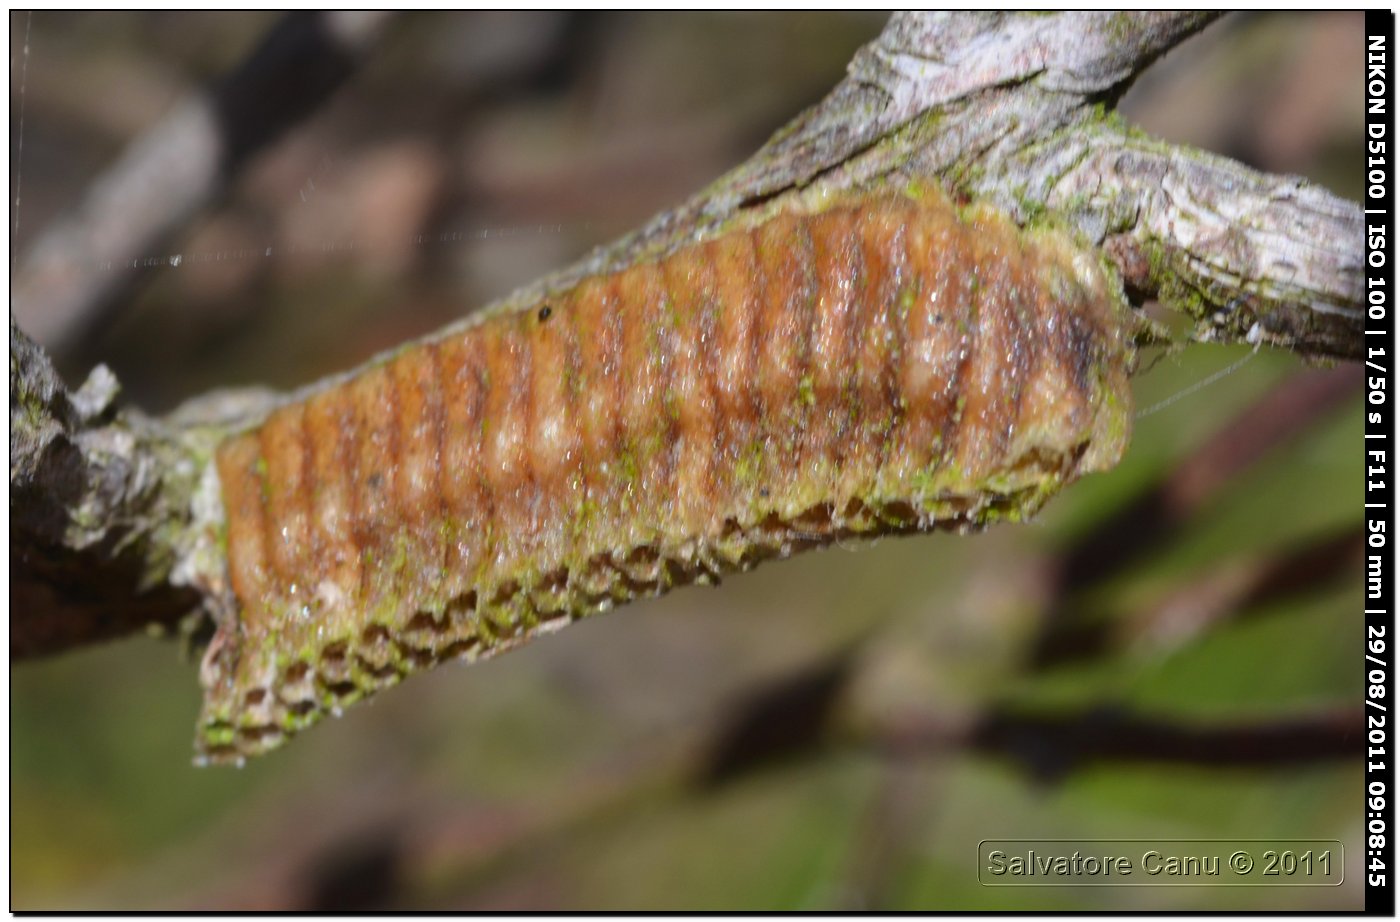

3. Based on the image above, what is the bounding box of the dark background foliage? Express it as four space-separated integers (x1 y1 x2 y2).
10 11 1363 909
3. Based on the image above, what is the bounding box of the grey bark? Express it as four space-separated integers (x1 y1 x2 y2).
9 11 1365 659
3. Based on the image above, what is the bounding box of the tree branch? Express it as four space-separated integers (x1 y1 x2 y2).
11 11 394 359
10 12 1364 662
9 316 221 655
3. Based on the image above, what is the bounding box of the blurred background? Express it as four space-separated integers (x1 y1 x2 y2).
9 11 1364 910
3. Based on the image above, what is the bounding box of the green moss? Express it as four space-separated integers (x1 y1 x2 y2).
389 532 411 576
662 294 682 331
564 356 583 399
370 594 399 625
1140 237 1234 330
280 711 308 732
473 525 499 585
1098 369 1132 447
204 696 235 722
571 495 599 540
616 447 640 489
897 285 916 319
734 440 766 485
797 375 816 408
253 455 270 504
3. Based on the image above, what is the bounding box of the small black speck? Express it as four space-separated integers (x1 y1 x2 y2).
758 487 770 498
538 304 553 322
367 472 383 490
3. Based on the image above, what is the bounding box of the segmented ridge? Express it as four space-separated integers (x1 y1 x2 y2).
198 475 1073 763
201 188 1134 762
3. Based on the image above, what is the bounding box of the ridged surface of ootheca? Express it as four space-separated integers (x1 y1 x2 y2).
200 189 1135 762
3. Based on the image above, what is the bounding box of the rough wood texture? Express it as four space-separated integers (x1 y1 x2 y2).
9 316 214 656
9 13 1363 754
200 190 1135 761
